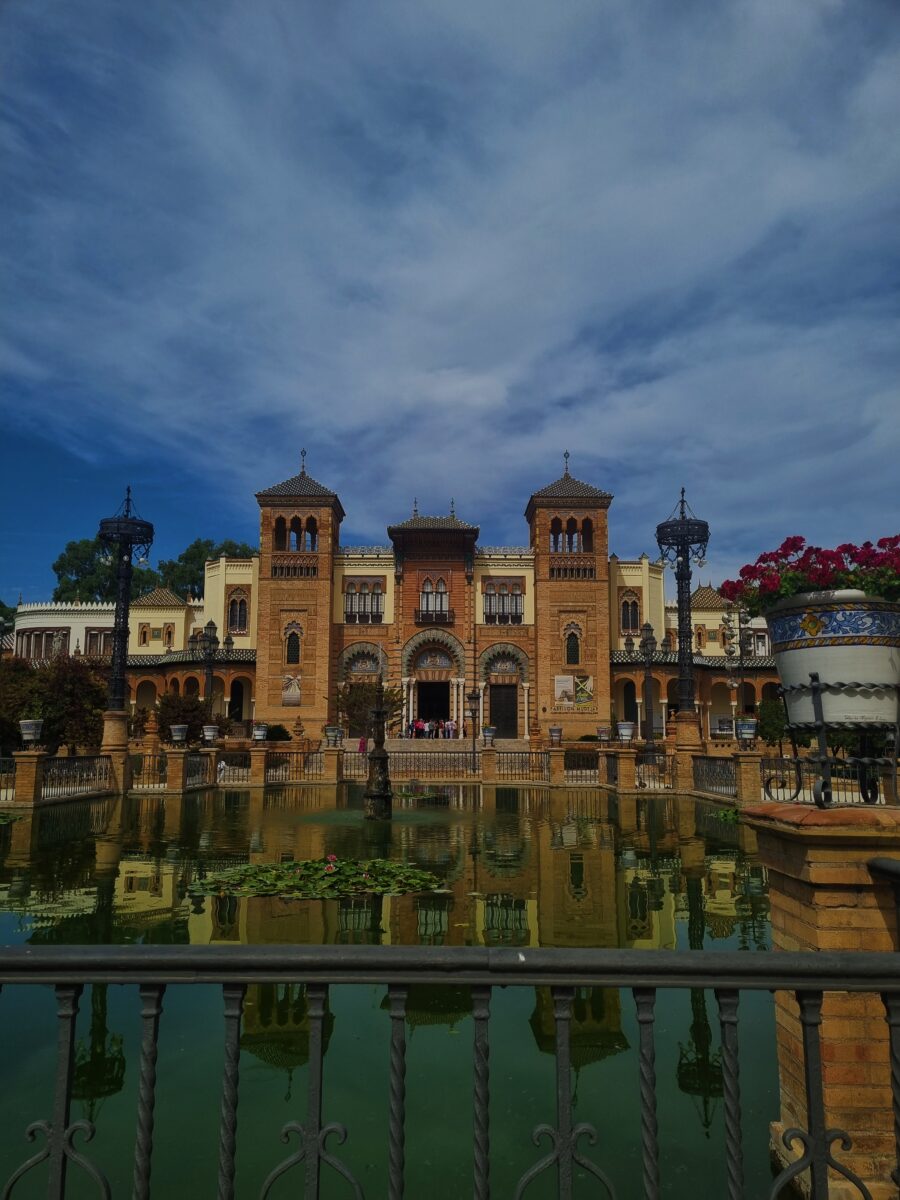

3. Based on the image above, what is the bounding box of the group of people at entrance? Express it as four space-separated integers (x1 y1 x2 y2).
407 717 458 739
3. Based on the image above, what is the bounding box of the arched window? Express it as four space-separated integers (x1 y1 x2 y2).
289 517 303 552
498 584 509 622
581 518 594 553
420 579 433 612
286 632 301 664
228 598 239 629
305 516 318 552
566 631 580 665
239 598 247 628
695 627 705 650
566 517 579 554
273 517 287 551
371 583 383 623
139 627 149 646
358 583 370 622
550 517 563 552
435 579 447 613
344 584 357 622
484 583 496 623
621 593 640 631
511 583 523 623
164 627 174 649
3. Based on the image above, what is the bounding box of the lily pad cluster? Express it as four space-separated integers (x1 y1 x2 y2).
190 855 442 899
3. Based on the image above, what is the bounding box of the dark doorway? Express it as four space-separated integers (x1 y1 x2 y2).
228 680 244 721
417 681 450 721
489 685 518 738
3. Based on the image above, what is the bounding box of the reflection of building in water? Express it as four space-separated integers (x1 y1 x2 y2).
530 987 629 1090
381 985 473 1032
616 863 679 950
241 984 334 1100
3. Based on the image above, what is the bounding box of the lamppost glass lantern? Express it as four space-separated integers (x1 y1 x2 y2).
97 488 154 715
656 489 710 717
639 621 658 742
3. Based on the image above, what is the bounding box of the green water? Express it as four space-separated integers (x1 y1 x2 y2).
0 786 777 1198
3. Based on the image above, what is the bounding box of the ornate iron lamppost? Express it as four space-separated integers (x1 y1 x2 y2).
639 622 657 743
467 688 480 773
97 488 153 747
656 490 710 721
722 605 751 714
197 620 220 713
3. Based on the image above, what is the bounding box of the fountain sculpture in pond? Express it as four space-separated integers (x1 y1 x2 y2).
363 675 393 820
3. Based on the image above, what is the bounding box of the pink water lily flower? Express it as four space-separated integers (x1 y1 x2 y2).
326 854 337 862
325 864 336 874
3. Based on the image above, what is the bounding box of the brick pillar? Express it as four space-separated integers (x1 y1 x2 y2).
481 745 497 783
733 751 762 807
143 710 161 753
11 750 46 806
163 793 183 839
322 747 343 783
744 802 900 1198
203 747 219 784
165 749 189 794
881 766 898 806
617 749 637 790
674 710 702 750
249 746 268 788
548 748 565 785
674 750 696 794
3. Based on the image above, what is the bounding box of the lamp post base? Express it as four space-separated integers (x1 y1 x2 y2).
101 710 129 753
674 710 702 750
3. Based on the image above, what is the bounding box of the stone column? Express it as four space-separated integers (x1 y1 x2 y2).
733 751 763 807
165 748 189 794
617 749 637 791
743 803 900 1197
249 745 268 788
635 698 643 742
11 750 46 806
458 681 466 738
322 746 343 783
478 682 486 731
400 677 409 730
522 683 530 742
548 747 566 785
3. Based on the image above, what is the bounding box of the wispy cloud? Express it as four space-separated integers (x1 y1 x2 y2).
2 0 898 587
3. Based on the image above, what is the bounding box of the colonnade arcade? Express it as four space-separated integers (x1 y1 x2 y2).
611 671 781 739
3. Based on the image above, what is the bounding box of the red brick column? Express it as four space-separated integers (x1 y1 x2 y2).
481 745 497 783
616 749 637 791
322 747 343 783
548 748 565 785
249 746 268 788
164 749 189 794
744 803 900 1198
733 751 762 806
11 750 46 806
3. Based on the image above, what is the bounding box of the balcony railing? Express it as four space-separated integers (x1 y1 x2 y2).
483 612 523 625
548 554 596 580
343 611 383 624
414 608 454 625
270 553 318 579
0 944 898 1198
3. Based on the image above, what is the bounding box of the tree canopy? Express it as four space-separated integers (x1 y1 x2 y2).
52 536 257 602
335 681 404 737
0 655 108 754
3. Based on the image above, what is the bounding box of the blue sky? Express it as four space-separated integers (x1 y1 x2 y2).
2 0 899 602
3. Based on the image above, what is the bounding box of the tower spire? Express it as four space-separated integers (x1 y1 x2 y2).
412 497 418 517
300 448 307 477
450 497 455 516
563 450 570 477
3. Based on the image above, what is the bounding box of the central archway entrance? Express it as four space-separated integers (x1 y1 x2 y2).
417 681 450 722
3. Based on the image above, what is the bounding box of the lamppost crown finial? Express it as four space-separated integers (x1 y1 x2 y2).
413 497 418 517
563 449 570 476
450 497 455 516
300 448 307 476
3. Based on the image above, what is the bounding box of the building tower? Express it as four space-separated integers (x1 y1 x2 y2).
525 453 613 736
254 452 344 726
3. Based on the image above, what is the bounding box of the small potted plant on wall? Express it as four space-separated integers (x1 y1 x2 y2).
722 535 900 726
19 700 44 747
482 725 497 746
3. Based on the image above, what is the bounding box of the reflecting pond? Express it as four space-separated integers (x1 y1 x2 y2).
0 786 776 1198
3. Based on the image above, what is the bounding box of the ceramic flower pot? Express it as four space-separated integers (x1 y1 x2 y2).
548 726 563 746
202 724 219 743
19 719 43 745
324 725 344 747
765 589 900 726
251 724 269 742
596 727 610 743
482 726 496 746
169 724 188 744
736 717 758 743
617 721 636 744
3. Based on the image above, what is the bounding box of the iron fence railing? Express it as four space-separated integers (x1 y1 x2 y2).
342 750 369 780
692 755 738 798
40 755 113 800
265 751 324 782
216 751 251 784
605 752 619 786
636 749 676 791
563 749 600 783
761 756 884 806
131 752 167 790
389 751 480 779
0 757 15 802
496 751 550 781
0 944 898 1199
185 752 211 790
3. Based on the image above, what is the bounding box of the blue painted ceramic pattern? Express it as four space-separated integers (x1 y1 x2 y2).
768 605 900 648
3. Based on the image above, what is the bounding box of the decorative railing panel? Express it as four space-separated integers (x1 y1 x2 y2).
131 752 167 790
636 750 675 791
413 608 455 625
692 755 738 798
270 553 318 579
217 751 250 784
0 945 897 1199
185 753 211 790
41 756 113 800
265 751 324 782
497 751 550 782
761 756 885 806
388 751 480 779
342 751 368 780
563 749 600 783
